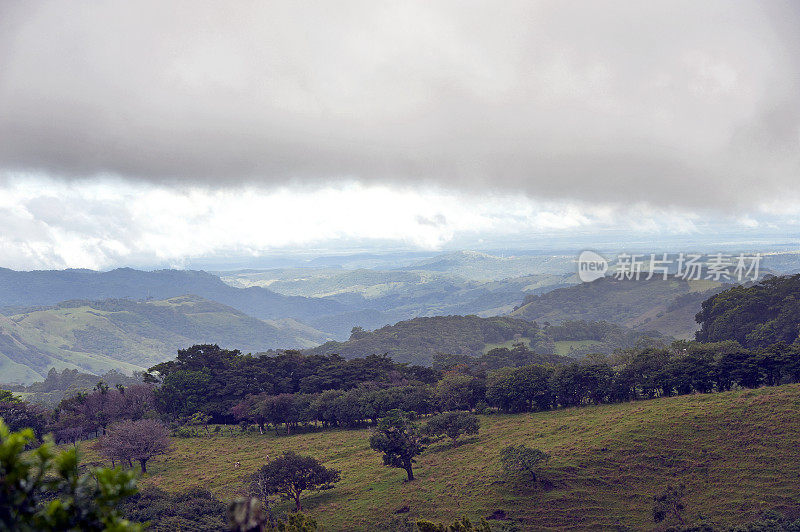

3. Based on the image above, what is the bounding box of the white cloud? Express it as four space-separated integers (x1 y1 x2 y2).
1 177 798 270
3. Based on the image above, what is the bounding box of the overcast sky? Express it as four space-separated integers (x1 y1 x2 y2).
1 1 799 269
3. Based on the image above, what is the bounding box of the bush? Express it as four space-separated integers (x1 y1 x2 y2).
0 418 141 531
118 486 227 531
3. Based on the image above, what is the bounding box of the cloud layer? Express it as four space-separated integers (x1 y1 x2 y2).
1 1 798 210
2 176 797 270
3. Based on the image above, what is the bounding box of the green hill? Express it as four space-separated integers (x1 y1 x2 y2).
82 383 800 530
0 295 330 384
305 316 551 366
511 276 726 339
305 315 667 366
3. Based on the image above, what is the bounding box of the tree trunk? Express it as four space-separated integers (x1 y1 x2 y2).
294 492 302 511
404 462 414 481
139 459 147 473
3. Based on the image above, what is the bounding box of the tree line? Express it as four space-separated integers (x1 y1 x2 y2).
4 338 799 445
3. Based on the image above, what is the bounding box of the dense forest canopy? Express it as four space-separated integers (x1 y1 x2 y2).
695 274 800 348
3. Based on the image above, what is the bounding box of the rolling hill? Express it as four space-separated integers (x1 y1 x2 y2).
510 275 727 339
0 295 330 384
220 263 575 338
304 315 666 366
81 383 800 530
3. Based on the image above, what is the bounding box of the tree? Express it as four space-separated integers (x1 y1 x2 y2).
95 419 173 473
0 397 48 438
500 444 549 482
435 374 484 412
0 419 141 531
0 390 18 403
369 409 426 481
653 484 686 526
249 451 340 512
423 412 479 445
487 365 553 413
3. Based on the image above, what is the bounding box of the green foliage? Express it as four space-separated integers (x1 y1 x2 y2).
152 346 436 422
696 274 800 348
249 451 340 512
435 374 485 411
370 409 427 481
416 517 492 532
117 486 227 531
0 390 19 403
653 484 686 525
486 364 553 413
308 315 545 366
423 412 479 444
500 444 549 482
0 418 141 531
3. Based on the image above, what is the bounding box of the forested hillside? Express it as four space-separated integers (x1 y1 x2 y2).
511 275 726 338
696 274 800 347
304 316 666 366
305 316 547 366
0 296 329 383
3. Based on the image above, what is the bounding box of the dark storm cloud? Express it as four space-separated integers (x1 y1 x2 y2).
0 0 798 209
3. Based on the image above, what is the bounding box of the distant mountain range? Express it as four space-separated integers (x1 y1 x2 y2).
219 251 578 336
0 267 345 322
0 295 329 384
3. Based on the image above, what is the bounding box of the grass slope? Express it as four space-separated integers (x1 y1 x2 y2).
0 296 330 383
86 384 800 530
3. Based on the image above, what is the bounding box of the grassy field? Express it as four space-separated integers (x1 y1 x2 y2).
553 340 603 357
83 384 800 530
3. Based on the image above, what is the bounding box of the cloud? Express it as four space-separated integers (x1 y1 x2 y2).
1 1 798 210
1 176 798 270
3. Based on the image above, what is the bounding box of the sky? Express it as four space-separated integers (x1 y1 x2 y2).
1 1 799 270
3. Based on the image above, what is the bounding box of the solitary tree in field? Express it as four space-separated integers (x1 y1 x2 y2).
423 411 479 446
500 444 549 482
95 418 172 473
250 451 340 512
369 409 426 481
